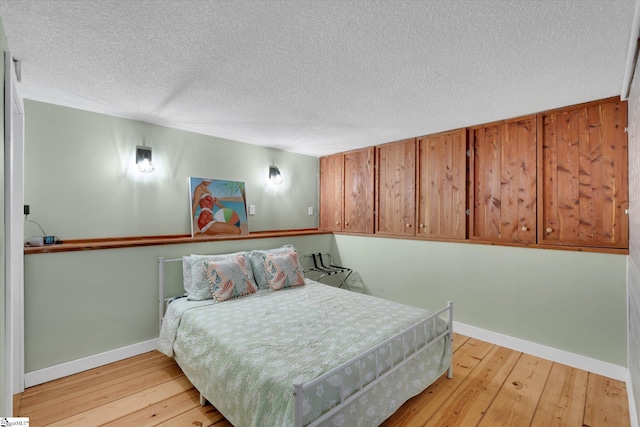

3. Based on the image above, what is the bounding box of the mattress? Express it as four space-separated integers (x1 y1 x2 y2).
159 280 450 427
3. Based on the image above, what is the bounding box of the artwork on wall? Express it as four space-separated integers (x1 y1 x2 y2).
189 177 248 237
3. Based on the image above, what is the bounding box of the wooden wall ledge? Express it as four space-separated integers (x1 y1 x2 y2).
24 229 331 254
333 231 629 255
24 228 627 256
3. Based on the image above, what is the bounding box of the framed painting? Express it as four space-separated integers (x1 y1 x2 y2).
189 177 249 237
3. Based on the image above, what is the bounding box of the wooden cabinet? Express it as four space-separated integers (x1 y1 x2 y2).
343 147 375 233
375 138 416 236
416 129 467 239
319 153 343 231
469 116 537 244
538 98 628 248
317 97 628 253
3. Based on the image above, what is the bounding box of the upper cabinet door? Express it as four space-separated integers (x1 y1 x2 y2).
417 129 467 239
469 116 537 244
538 98 628 248
375 138 416 236
343 147 375 233
319 153 343 232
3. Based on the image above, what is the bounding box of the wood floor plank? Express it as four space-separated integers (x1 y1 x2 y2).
101 387 201 427
381 338 494 427
22 363 185 425
46 375 193 427
423 345 521 427
451 333 469 353
21 358 178 411
211 419 234 427
15 335 631 427
530 363 589 427
584 373 630 427
478 353 553 426
23 351 176 405
156 403 226 427
25 351 166 394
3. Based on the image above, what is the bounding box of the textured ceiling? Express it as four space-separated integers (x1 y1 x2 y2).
0 0 636 157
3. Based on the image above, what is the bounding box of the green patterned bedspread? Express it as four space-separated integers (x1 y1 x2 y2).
158 281 450 427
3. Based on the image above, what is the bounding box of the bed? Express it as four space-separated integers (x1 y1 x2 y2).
157 245 453 427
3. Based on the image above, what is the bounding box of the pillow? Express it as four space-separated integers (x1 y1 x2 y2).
263 249 306 290
249 244 297 289
182 256 193 294
186 251 257 300
206 254 257 302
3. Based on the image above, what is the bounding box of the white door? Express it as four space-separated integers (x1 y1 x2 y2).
4 51 24 415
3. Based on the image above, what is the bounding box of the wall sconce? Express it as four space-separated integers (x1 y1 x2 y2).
136 146 154 173
269 165 283 185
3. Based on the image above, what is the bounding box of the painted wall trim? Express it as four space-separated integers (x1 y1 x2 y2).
454 321 626 381
629 369 640 427
24 338 158 388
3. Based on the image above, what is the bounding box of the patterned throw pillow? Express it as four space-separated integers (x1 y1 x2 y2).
205 254 257 302
186 251 257 300
263 249 306 290
249 244 296 289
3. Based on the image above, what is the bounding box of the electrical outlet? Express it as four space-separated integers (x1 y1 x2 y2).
249 205 256 215
308 207 314 216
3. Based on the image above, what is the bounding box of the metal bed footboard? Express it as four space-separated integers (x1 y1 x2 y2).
293 301 453 427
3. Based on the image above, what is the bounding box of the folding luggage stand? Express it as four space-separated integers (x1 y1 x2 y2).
301 252 353 288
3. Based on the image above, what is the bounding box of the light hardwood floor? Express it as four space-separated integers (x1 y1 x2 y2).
14 334 631 427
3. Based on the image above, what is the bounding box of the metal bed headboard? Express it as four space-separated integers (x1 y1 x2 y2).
158 256 182 330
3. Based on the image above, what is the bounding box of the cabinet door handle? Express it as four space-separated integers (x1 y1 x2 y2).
420 224 425 228
345 222 349 226
406 223 411 227
336 222 340 225
521 226 527 231
546 227 553 233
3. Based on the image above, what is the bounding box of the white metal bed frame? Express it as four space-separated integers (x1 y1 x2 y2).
158 256 453 427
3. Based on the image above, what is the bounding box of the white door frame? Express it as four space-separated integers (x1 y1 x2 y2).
4 50 25 415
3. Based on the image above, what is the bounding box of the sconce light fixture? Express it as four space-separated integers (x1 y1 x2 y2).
136 146 154 173
269 165 283 185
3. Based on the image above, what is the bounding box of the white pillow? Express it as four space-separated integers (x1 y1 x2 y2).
182 256 193 294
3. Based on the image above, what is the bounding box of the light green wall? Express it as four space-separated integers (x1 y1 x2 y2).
24 234 334 372
22 101 324 372
0 13 8 416
334 235 627 366
626 48 640 424
29 232 627 370
23 100 319 239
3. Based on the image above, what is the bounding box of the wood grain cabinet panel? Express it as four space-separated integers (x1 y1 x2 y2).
319 153 343 231
469 116 537 244
376 138 416 236
416 129 467 239
538 98 628 248
343 147 375 233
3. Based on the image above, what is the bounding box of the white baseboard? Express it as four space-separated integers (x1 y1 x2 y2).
629 369 639 427
24 338 159 388
454 321 626 381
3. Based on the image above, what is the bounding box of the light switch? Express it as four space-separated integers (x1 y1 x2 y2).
308 207 314 216
249 205 256 215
